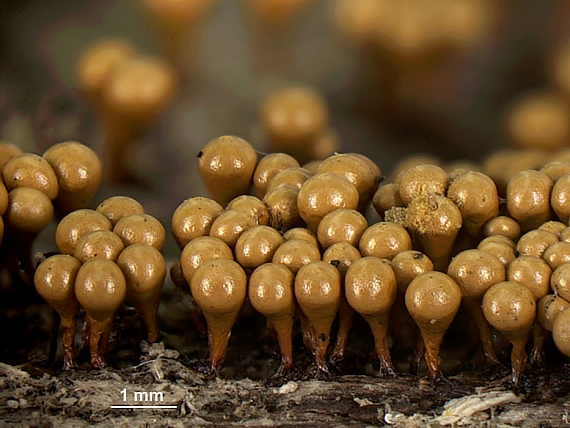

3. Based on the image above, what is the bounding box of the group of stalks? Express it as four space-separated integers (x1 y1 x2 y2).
16 134 570 387
0 140 167 370
164 134 570 385
35 196 167 369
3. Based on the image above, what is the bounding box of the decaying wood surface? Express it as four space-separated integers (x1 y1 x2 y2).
2 344 570 427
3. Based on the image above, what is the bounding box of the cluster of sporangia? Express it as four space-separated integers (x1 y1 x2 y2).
165 134 570 385
2 140 167 370
23 135 570 385
36 196 167 370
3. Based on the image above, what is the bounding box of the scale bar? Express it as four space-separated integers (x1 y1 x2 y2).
111 405 178 409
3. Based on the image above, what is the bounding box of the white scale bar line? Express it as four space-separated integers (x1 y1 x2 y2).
111 405 178 409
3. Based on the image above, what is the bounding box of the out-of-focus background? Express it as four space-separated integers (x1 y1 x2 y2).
1 0 570 258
